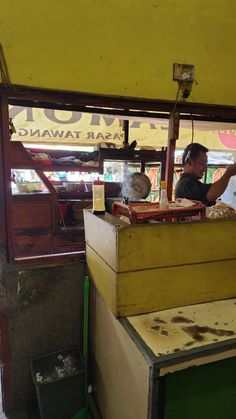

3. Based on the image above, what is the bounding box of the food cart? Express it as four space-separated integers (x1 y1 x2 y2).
7 135 236 417
84 211 236 419
3 97 236 416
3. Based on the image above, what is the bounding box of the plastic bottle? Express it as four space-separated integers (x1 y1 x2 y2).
92 179 105 214
159 180 169 210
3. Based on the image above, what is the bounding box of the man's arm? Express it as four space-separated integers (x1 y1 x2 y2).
207 163 236 202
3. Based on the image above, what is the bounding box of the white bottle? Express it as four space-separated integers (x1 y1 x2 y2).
159 180 169 210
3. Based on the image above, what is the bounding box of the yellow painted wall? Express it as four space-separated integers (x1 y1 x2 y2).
1 0 236 105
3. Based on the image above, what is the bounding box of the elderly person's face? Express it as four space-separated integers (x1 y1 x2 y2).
189 151 208 179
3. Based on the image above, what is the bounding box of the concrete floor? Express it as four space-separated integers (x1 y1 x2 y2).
0 411 33 419
0 396 99 419
0 407 95 419
0 371 100 419
0 405 39 419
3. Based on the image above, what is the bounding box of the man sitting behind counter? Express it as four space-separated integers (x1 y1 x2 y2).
175 143 236 206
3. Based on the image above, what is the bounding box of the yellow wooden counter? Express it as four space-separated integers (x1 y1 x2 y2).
92 289 236 419
84 210 236 316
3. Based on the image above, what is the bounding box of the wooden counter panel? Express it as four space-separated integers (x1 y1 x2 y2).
13 193 52 203
93 290 149 419
53 232 85 253
118 219 236 271
14 234 51 257
13 202 52 229
118 259 236 316
84 212 236 272
84 211 127 271
86 245 117 315
87 243 236 316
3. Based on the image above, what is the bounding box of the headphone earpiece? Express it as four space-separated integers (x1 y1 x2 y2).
184 149 192 164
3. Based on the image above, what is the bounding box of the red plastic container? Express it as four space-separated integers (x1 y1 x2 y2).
112 201 206 224
59 203 69 219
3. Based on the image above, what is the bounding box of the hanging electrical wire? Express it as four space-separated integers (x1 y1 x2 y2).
171 83 180 115
190 113 194 143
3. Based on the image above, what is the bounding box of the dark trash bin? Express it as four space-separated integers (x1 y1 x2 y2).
31 348 86 419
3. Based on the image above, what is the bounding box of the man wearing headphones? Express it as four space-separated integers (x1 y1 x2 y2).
175 143 236 206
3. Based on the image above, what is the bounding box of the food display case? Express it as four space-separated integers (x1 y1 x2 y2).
10 141 100 258
9 142 166 260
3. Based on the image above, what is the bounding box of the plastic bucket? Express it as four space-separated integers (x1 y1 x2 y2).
31 348 86 419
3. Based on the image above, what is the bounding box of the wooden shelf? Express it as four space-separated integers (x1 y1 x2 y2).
99 147 166 163
12 162 101 173
11 143 166 175
10 142 102 173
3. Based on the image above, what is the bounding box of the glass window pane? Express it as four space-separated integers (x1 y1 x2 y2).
11 169 49 194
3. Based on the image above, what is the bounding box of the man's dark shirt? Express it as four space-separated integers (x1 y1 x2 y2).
175 173 215 206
